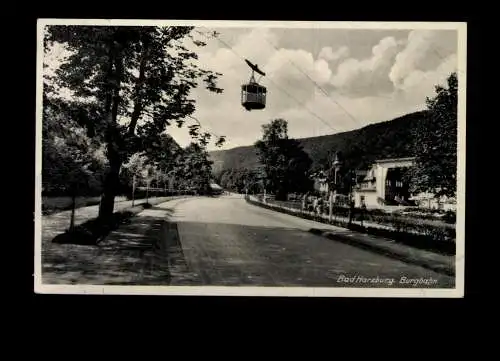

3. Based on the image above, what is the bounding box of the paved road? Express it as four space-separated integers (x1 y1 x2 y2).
159 194 455 288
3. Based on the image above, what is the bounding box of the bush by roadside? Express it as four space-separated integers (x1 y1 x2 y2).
42 195 128 215
246 197 455 256
262 197 455 233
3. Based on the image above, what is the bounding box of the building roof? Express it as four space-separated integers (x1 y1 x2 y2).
354 188 376 192
374 156 416 164
311 170 328 179
210 183 223 190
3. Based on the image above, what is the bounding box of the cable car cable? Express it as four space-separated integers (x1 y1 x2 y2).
187 115 225 139
195 27 459 134
262 37 363 128
197 28 343 133
263 75 343 133
261 32 461 126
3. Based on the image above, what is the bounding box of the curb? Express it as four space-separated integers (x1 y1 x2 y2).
308 228 455 277
245 196 455 277
116 196 189 217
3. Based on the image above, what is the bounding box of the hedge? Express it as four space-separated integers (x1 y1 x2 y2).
247 197 455 256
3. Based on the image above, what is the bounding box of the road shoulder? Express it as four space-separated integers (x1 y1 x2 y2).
40 198 189 285
309 228 455 276
245 196 455 277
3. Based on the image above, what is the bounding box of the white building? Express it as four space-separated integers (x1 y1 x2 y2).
353 157 415 209
353 156 456 211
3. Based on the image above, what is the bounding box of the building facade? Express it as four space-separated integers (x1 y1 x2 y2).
312 170 329 195
353 157 415 209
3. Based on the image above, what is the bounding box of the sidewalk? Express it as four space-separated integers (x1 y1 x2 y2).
247 196 456 276
261 198 454 232
308 228 456 276
41 196 180 245
40 197 189 285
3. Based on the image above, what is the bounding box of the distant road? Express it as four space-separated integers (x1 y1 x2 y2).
160 194 455 288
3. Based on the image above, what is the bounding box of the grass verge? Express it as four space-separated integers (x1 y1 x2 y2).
52 201 154 246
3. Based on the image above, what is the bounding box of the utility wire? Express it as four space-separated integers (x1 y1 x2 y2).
196 28 344 133
187 114 225 140
264 30 461 107
195 27 460 134
261 36 363 128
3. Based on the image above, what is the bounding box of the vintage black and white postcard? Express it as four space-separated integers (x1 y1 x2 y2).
35 19 466 297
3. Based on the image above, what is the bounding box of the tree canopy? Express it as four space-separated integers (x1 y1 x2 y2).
174 142 214 193
254 119 313 200
406 72 458 199
43 25 226 221
42 94 107 196
209 110 429 176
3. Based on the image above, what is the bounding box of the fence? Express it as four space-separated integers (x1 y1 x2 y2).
42 188 199 216
245 195 456 255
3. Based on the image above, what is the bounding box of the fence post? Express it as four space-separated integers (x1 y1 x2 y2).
348 199 354 226
132 175 136 207
329 191 333 223
69 190 76 232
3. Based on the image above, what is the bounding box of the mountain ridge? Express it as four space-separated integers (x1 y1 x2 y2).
209 110 430 175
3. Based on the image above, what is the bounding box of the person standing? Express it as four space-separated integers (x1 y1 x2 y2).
301 192 308 213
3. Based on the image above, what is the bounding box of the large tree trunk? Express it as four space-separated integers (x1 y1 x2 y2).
127 34 149 136
69 184 77 232
98 154 122 225
98 36 124 225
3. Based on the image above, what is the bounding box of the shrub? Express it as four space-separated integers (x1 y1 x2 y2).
245 196 455 255
442 210 456 224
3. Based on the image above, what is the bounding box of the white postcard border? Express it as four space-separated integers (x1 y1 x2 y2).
34 19 467 298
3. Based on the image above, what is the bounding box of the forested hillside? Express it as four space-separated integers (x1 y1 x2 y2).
210 110 430 180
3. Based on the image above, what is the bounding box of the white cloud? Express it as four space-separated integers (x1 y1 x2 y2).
389 30 456 88
258 48 334 112
398 53 457 100
42 26 460 152
331 36 400 97
318 46 349 62
266 48 332 85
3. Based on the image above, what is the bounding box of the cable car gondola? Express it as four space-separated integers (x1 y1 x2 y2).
241 59 267 111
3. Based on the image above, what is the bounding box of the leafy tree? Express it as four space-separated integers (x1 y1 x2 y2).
43 94 107 229
406 72 458 199
175 140 214 194
121 152 148 190
209 110 429 177
144 133 181 172
42 86 107 196
242 169 261 194
254 119 313 200
216 168 255 193
44 25 225 224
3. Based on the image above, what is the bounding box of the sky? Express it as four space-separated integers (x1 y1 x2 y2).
43 24 459 152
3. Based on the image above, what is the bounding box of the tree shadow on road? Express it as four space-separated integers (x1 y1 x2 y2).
50 209 142 246
142 205 176 215
41 214 456 288
42 214 174 285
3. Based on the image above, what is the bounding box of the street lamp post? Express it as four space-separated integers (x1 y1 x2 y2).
329 152 342 223
132 174 136 207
